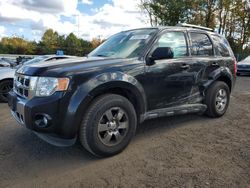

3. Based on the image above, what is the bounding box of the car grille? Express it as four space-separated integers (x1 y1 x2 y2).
14 74 30 98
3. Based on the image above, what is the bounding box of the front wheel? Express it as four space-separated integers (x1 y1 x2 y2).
0 80 13 102
79 94 137 157
204 81 230 118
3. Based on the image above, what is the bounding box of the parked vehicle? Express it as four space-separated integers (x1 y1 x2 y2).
16 56 33 65
8 24 236 157
237 55 250 75
0 55 73 102
0 58 17 67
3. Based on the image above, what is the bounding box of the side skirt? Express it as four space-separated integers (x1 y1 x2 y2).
140 103 207 123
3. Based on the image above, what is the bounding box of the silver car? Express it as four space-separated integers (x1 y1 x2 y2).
0 55 73 102
237 56 250 75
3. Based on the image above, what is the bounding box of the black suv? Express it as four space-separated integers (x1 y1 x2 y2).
8 24 237 157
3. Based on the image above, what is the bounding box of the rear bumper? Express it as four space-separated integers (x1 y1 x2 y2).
8 90 77 146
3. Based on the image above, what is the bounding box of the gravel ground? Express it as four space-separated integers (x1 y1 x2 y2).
0 77 249 188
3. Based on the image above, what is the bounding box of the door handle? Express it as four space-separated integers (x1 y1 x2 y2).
212 62 219 66
181 64 190 70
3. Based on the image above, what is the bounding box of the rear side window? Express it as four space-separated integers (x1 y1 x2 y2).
190 33 213 56
211 35 231 57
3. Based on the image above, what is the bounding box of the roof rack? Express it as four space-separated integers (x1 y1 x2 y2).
176 23 214 32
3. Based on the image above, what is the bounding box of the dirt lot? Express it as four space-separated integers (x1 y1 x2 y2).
0 77 250 188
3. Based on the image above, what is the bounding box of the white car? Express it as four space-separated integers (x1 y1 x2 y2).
0 58 17 67
0 55 73 102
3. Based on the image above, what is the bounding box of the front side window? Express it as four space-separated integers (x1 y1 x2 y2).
190 33 213 56
154 31 188 58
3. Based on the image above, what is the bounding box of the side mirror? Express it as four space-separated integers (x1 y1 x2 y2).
147 47 174 65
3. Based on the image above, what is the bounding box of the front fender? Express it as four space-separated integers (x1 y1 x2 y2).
59 72 147 138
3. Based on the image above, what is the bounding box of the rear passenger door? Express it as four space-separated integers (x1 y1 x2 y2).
210 34 235 73
188 31 218 89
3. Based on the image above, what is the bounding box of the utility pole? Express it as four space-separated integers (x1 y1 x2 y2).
77 14 80 38
74 14 80 38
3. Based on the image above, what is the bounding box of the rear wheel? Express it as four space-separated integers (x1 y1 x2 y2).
205 81 230 118
0 80 13 102
79 94 137 157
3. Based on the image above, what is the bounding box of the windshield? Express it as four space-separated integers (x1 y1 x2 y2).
23 56 49 65
89 29 157 58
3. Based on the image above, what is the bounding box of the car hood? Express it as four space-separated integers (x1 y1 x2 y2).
238 60 250 65
16 56 136 77
238 57 250 65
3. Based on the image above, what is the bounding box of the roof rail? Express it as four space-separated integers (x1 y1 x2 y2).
176 23 214 32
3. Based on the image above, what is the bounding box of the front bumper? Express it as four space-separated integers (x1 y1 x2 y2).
8 91 76 146
237 68 250 74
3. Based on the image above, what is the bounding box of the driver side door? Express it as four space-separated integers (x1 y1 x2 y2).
142 31 200 110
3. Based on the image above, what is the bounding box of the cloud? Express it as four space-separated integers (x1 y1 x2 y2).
77 0 147 39
30 19 47 31
0 0 148 41
80 0 93 5
92 20 129 29
14 0 65 14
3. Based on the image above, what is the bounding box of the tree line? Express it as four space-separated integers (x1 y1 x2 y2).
0 29 104 56
140 0 250 59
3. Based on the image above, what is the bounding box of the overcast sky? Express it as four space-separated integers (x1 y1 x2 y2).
0 0 150 41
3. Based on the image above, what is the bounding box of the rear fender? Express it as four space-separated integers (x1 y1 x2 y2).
202 66 234 92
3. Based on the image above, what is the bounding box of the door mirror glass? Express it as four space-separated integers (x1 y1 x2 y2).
151 47 174 60
147 47 174 65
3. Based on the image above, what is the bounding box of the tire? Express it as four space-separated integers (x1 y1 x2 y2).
79 94 137 157
204 81 230 118
0 80 13 102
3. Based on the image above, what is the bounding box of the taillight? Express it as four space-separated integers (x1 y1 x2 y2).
233 59 237 76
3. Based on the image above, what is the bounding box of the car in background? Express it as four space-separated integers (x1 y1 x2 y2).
0 58 17 67
237 55 250 75
0 55 74 102
16 56 33 65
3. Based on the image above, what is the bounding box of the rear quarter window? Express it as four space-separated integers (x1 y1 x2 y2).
190 32 213 56
211 35 231 57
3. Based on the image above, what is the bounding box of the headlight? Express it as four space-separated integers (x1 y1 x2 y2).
30 77 70 97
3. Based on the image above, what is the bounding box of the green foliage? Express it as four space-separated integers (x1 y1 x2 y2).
0 29 96 56
140 0 250 55
64 33 81 55
146 0 191 26
40 29 59 54
0 37 36 54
